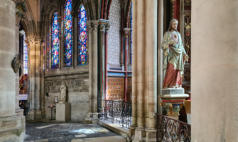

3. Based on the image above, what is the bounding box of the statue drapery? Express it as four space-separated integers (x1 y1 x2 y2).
162 30 188 88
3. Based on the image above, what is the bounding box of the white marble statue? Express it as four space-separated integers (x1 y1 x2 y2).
59 82 67 103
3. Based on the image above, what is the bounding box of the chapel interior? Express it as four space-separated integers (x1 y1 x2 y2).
0 0 236 142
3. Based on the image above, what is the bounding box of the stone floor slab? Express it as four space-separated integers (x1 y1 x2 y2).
25 122 125 142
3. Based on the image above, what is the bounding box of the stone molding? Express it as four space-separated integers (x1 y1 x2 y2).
45 78 89 93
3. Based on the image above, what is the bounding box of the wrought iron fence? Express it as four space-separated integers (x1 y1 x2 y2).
158 115 191 142
100 100 132 128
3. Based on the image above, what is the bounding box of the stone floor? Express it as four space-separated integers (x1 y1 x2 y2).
24 122 126 142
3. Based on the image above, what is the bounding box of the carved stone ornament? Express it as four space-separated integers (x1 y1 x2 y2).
11 54 20 73
59 81 67 103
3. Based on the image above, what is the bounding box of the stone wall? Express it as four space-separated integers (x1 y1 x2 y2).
44 70 89 122
108 0 121 67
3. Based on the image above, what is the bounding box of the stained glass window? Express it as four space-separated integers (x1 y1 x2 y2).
51 12 60 68
78 5 88 65
23 33 28 74
64 0 73 66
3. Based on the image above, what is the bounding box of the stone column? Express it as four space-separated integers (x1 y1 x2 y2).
88 22 93 116
158 0 164 115
27 37 42 120
91 21 99 114
144 0 158 141
133 0 145 141
87 20 99 121
98 19 109 112
40 40 45 119
192 0 238 141
105 23 110 102
123 28 130 102
35 38 42 119
130 0 137 136
0 0 25 141
132 0 158 142
15 21 20 112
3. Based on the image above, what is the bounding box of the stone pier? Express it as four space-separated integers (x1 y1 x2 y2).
0 0 25 141
131 0 158 141
192 0 238 141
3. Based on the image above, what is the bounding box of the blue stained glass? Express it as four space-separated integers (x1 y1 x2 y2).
78 5 88 65
23 33 28 74
51 12 60 68
64 0 73 66
46 31 51 69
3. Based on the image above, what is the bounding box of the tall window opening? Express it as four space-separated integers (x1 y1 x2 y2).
19 29 29 103
51 12 60 68
78 5 88 65
64 0 73 66
23 31 28 74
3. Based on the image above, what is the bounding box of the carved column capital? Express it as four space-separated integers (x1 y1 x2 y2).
87 20 99 32
91 22 99 31
105 23 110 32
123 28 130 38
98 19 109 32
99 24 105 32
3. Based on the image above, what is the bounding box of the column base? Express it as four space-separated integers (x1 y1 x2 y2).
132 127 145 142
129 125 136 137
85 112 99 124
145 128 157 142
0 114 25 142
27 109 42 121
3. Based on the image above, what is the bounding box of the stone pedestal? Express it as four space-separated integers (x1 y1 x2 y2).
161 88 189 119
56 103 71 122
161 88 189 99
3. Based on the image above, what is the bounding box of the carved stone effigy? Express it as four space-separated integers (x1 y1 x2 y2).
59 82 67 103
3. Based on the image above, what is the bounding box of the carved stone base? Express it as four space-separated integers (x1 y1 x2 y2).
0 114 25 142
132 128 145 142
145 128 157 142
129 125 136 138
85 112 99 124
161 88 189 99
26 110 42 121
56 103 71 122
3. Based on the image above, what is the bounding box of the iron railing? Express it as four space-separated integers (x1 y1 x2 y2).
158 115 191 142
100 100 132 128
